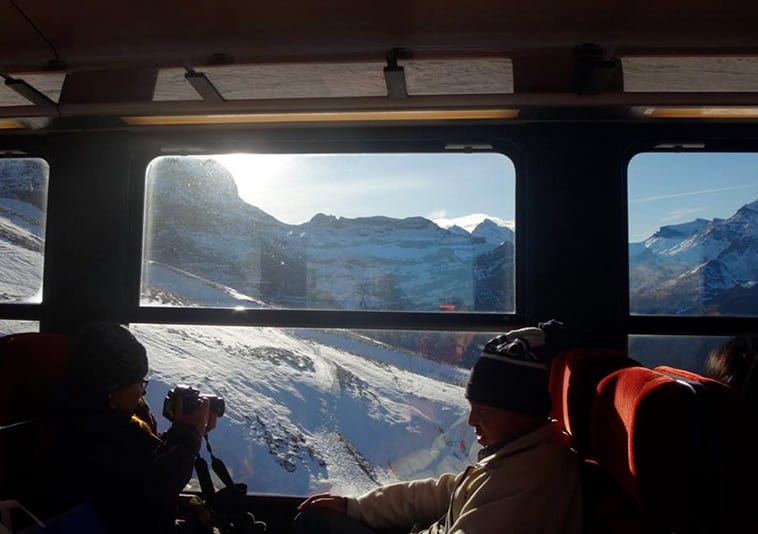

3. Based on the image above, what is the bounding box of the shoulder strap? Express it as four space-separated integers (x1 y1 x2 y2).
194 454 216 504
202 435 236 488
194 435 239 500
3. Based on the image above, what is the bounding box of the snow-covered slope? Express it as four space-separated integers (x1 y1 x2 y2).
136 321 477 496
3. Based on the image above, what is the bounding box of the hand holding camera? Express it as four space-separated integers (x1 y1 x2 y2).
163 385 225 436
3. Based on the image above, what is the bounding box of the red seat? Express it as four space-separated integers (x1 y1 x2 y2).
655 365 758 534
590 366 701 533
549 348 637 455
0 332 72 500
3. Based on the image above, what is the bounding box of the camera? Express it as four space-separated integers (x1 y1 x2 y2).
162 384 225 422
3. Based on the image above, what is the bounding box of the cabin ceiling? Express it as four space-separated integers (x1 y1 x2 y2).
2 0 758 124
4 0 758 69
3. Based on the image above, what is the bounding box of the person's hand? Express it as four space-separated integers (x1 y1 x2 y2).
173 396 210 436
297 493 347 514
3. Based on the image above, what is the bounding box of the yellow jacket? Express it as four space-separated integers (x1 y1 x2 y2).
346 421 582 534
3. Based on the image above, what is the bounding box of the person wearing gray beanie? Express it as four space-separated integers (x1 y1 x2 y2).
465 327 552 418
293 324 582 534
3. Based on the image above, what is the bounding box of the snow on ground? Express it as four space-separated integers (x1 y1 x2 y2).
134 323 478 497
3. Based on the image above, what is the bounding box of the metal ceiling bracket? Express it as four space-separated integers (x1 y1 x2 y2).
384 48 409 99
184 68 225 103
2 76 56 106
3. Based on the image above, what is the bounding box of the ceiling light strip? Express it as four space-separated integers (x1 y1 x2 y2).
123 109 519 125
0 120 25 129
641 106 758 118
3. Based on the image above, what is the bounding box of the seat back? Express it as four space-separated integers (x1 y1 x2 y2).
0 332 72 427
589 366 701 533
655 365 758 534
549 348 637 455
0 332 72 500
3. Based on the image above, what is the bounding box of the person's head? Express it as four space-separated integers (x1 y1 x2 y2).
465 327 551 447
67 321 149 417
704 335 757 402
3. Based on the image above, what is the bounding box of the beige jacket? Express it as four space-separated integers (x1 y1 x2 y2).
346 421 582 534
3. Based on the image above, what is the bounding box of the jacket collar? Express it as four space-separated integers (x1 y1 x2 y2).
477 420 563 464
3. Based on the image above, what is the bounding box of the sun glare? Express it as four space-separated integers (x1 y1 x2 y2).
216 153 292 211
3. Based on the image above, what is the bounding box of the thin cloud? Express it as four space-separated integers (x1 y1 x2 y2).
660 207 705 224
631 183 758 203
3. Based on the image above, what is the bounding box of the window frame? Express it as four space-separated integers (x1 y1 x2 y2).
625 137 758 339
0 151 50 323
126 125 529 334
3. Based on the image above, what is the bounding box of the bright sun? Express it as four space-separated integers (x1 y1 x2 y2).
216 153 292 208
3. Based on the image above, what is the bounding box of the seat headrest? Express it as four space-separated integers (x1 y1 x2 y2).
590 366 700 532
549 348 636 454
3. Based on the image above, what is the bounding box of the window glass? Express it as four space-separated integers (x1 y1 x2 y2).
131 324 491 496
142 154 515 312
628 153 758 316
0 158 48 303
0 320 38 336
628 334 731 374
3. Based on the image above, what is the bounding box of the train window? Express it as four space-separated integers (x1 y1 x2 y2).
131 323 488 496
0 320 38 336
628 152 758 316
141 153 516 312
628 334 731 373
0 158 48 304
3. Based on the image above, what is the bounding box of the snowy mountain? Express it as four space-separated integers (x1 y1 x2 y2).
144 158 515 312
630 197 758 314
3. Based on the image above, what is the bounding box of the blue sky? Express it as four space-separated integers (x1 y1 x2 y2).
219 153 515 225
218 152 758 242
628 153 758 241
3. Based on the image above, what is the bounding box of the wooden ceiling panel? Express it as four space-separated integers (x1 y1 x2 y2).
2 0 758 73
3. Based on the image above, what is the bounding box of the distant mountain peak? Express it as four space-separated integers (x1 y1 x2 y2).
652 218 710 239
433 213 513 233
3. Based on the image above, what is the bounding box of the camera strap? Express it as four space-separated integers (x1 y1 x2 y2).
193 436 268 532
195 434 236 501
205 435 236 488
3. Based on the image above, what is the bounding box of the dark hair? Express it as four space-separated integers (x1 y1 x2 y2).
703 336 758 404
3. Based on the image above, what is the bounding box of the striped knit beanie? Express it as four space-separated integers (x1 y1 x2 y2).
465 327 551 416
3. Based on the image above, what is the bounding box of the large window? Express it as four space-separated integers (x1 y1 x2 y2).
628 152 758 316
0 158 48 304
141 153 515 313
0 320 38 336
132 324 492 496
138 152 515 495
